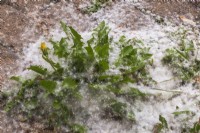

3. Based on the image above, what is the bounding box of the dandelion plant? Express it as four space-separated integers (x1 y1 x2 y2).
3 21 153 132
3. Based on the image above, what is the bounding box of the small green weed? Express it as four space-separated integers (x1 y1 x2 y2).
190 120 200 133
153 115 168 133
102 98 135 121
162 28 200 81
3 21 152 131
178 115 200 133
82 0 111 13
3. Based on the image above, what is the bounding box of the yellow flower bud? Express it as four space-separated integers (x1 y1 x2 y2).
40 42 47 51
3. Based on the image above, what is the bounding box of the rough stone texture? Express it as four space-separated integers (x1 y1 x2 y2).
144 1 200 25
0 0 62 85
0 4 27 86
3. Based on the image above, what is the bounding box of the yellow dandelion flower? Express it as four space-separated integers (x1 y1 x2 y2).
40 42 47 51
40 42 48 56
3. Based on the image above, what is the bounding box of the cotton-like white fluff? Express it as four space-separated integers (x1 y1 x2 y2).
11 0 200 132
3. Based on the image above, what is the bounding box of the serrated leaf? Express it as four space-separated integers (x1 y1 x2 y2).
70 123 87 133
69 26 83 48
62 77 77 89
94 21 110 46
10 76 23 83
40 80 57 93
121 45 134 57
95 44 109 59
175 48 188 60
71 55 86 73
85 43 95 61
116 45 137 67
108 99 127 118
141 53 152 60
97 60 109 73
28 65 47 75
60 21 70 37
159 115 168 129
127 88 146 98
50 38 69 58
131 63 145 71
106 85 124 95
